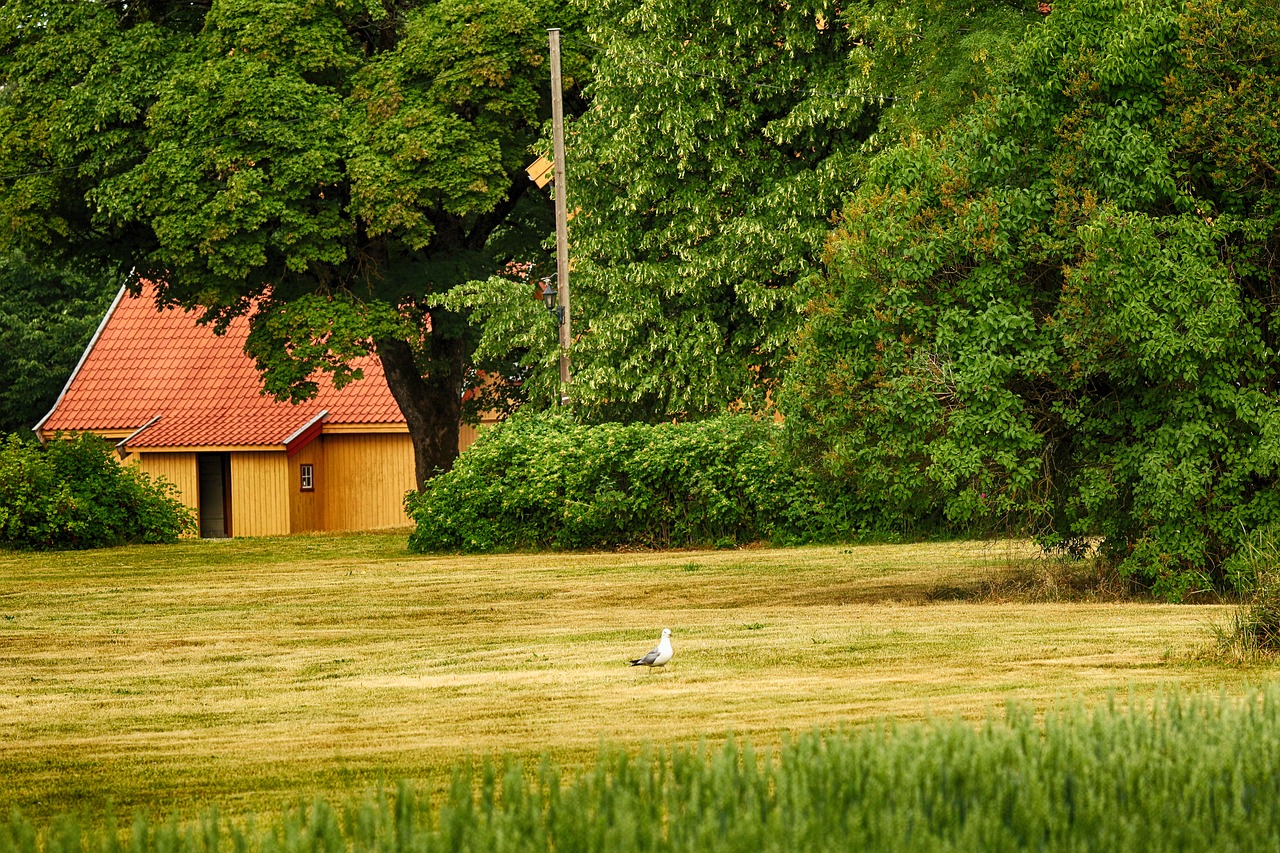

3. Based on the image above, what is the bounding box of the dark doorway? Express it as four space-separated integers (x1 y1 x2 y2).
197 453 232 538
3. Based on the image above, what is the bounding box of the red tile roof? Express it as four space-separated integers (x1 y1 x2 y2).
38 283 405 448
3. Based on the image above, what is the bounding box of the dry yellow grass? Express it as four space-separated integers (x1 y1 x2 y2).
0 533 1274 822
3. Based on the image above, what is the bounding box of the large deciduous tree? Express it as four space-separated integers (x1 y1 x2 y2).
783 0 1280 599
454 0 1037 420
0 0 582 487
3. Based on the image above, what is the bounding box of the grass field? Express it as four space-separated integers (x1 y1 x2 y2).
1 533 1275 824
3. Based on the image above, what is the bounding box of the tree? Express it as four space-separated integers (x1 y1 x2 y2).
783 0 1280 598
454 0 1038 421
843 0 1046 140
0 0 585 488
0 254 117 435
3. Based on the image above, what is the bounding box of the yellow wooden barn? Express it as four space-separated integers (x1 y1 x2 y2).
35 283 482 538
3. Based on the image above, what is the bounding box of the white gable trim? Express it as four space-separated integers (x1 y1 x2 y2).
32 282 129 442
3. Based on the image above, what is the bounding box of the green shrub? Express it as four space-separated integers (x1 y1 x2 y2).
406 412 853 553
0 433 196 550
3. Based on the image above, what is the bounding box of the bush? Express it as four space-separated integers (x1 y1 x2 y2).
406 412 855 553
0 433 196 549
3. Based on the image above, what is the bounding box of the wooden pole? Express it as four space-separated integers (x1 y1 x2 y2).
549 28 572 404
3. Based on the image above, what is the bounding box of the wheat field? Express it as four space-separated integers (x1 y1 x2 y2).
0 534 1272 822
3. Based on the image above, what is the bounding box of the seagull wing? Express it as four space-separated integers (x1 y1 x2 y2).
629 645 661 666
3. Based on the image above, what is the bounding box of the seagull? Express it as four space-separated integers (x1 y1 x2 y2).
629 628 673 670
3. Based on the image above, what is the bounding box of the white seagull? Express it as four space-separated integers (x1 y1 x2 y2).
628 628 673 670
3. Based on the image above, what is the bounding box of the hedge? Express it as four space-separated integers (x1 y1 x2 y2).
406 413 856 553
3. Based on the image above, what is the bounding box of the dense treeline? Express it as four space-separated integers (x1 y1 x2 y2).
413 0 1280 600
455 0 1036 417
783 0 1280 599
3 0 1280 598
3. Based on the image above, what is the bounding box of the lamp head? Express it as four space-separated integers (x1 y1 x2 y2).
539 277 557 313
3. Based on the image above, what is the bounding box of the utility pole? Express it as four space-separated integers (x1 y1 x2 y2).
549 27 572 405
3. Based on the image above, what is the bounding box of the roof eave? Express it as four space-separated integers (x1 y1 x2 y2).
285 410 328 458
115 415 162 460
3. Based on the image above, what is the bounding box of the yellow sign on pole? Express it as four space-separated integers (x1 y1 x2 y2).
525 155 554 189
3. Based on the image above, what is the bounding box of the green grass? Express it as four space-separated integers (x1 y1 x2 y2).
8 693 1280 852
0 534 1274 824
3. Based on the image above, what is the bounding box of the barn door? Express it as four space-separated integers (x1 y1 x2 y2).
197 453 232 538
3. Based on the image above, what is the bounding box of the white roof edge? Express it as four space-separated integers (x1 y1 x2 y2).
115 415 162 458
32 281 130 440
283 410 329 445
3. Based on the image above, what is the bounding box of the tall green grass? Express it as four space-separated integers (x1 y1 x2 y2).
1217 525 1280 660
8 689 1280 852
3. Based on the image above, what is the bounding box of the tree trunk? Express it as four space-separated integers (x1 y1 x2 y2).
376 334 465 492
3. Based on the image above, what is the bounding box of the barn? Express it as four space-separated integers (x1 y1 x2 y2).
34 283 482 538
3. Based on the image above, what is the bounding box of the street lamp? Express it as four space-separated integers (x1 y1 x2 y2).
539 276 563 325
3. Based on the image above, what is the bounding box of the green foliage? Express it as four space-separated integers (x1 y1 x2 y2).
452 0 1036 422
10 691 1280 851
0 254 117 433
560 0 871 421
406 412 847 552
784 0 1280 599
844 0 1038 139
0 0 588 479
0 433 195 550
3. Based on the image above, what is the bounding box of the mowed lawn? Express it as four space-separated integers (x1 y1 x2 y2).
1 534 1274 822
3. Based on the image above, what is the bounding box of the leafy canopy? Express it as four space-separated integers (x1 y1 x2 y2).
784 0 1280 599
455 0 1037 420
0 0 583 482
0 254 117 434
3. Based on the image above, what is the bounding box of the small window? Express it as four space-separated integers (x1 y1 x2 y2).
300 463 315 492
